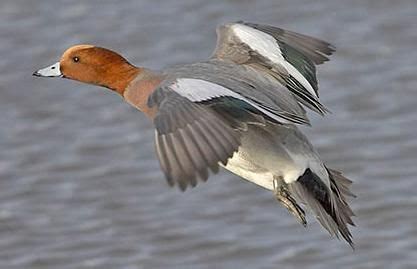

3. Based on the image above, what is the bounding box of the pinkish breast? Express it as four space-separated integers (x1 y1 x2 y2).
123 72 164 119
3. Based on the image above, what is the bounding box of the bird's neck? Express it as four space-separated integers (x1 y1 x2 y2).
122 68 164 119
103 63 143 95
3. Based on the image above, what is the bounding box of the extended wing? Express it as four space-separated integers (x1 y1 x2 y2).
212 22 335 114
147 64 311 190
148 84 241 190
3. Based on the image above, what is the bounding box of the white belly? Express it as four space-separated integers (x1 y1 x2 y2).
220 124 328 190
222 150 275 190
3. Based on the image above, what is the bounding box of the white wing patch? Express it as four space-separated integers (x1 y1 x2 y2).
170 78 292 124
231 24 318 99
230 24 285 64
171 78 242 102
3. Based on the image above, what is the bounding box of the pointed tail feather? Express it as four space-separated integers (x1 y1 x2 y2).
288 168 356 248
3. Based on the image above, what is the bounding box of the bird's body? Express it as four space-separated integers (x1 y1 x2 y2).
224 122 323 190
34 22 355 247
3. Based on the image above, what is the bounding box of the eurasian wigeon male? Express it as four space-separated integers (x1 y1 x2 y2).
34 22 355 247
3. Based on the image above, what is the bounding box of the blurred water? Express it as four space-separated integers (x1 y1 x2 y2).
1 0 417 268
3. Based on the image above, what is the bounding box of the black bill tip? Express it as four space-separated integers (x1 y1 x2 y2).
32 71 41 77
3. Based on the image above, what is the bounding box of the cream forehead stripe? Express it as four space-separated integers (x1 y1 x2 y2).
33 62 62 77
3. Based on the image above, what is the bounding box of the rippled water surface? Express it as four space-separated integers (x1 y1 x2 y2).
1 0 417 268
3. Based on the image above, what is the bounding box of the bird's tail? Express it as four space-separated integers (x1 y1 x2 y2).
287 168 356 248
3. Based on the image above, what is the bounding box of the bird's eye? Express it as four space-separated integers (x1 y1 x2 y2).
72 56 80 63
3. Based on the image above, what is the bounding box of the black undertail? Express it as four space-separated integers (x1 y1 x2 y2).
294 168 355 247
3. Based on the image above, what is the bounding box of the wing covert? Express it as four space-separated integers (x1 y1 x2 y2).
212 21 335 114
148 84 241 190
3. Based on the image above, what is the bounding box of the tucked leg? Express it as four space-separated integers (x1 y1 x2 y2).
273 177 307 227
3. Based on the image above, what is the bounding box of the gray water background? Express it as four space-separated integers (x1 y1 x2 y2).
1 0 417 268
